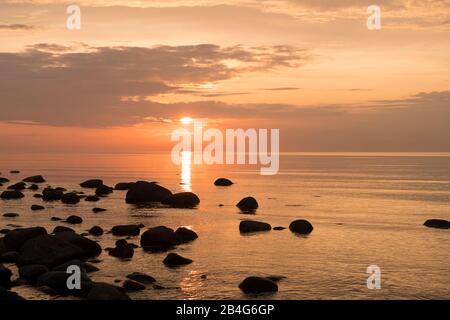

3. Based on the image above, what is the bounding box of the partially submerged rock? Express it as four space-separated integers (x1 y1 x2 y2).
239 220 271 233
1 190 25 200
111 225 140 237
114 182 135 190
162 192 200 208
22 175 46 183
175 227 198 243
423 219 450 229
61 192 80 204
140 226 181 252
80 179 103 189
214 178 233 186
89 226 104 236
96 185 113 196
289 219 314 235
239 276 278 294
125 181 172 204
236 197 259 212
65 215 83 224
126 272 156 285
163 253 193 267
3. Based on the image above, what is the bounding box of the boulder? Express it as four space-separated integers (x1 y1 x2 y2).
239 220 271 233
0 287 24 300
114 182 135 190
0 251 19 263
92 207 106 213
85 195 100 202
80 179 103 189
7 182 26 190
175 227 198 243
28 184 39 191
22 175 46 183
236 197 259 212
140 226 181 252
42 188 64 201
2 213 19 218
424 219 450 229
61 192 80 204
89 226 104 236
109 242 134 259
111 225 140 236
238 276 278 294
162 192 200 208
65 215 83 224
289 219 314 235
54 231 102 258
3 227 47 251
19 264 49 284
87 283 130 300
126 272 156 285
17 235 84 268
33 193 43 198
53 260 99 273
53 226 75 233
51 217 62 221
122 279 146 291
125 181 172 204
37 271 93 297
0 264 12 289
1 190 25 200
96 185 113 196
31 204 45 211
214 178 233 186
0 177 10 183
163 253 193 267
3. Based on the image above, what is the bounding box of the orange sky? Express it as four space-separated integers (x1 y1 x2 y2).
0 0 449 152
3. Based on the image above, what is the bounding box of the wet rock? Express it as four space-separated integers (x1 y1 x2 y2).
19 264 49 284
89 226 103 236
163 253 193 267
54 231 102 258
289 219 314 235
162 192 200 208
0 286 24 300
92 207 106 213
31 204 45 211
0 264 12 289
424 219 450 229
273 226 286 231
111 225 140 237
42 188 64 201
1 190 25 200
2 213 19 218
61 192 80 205
7 182 26 190
123 279 146 291
238 276 278 294
34 193 43 198
87 283 130 300
0 177 10 183
0 251 19 263
126 272 156 285
65 215 83 224
53 260 99 273
95 185 113 196
85 195 100 202
0 229 10 235
53 226 75 233
10 170 20 174
22 175 46 183
114 182 135 190
80 179 103 189
175 227 198 243
125 181 172 204
236 197 259 212
28 184 39 191
17 235 84 268
214 178 233 186
239 220 271 233
140 226 181 252
3 227 48 251
109 241 134 259
37 271 93 297
50 217 62 221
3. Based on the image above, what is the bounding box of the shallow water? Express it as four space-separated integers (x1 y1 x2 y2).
1 152 449 300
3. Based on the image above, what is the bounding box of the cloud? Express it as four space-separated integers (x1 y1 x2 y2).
0 24 35 30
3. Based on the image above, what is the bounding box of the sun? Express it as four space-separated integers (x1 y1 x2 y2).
180 117 193 124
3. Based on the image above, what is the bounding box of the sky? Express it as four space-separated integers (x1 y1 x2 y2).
0 0 449 153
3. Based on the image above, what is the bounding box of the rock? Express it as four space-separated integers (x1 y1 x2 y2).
10 170 20 174
125 181 172 204
80 179 103 189
236 197 259 212
163 253 193 267
123 279 146 291
126 272 156 285
92 207 106 213
0 177 10 183
0 251 19 263
19 264 49 284
162 192 200 208
2 213 19 218
0 229 10 235
266 275 286 282
87 283 130 300
111 225 140 236
238 277 278 294
273 226 286 231
22 175 46 183
3 227 48 251
0 264 12 289
61 192 80 204
85 195 100 202
28 184 39 191
140 226 181 252
89 226 103 236
96 185 113 196
1 190 25 199
53 226 75 233
54 231 102 258
175 227 198 243
17 235 84 268
37 271 93 297
114 182 135 190
109 242 134 259
31 204 45 211
214 178 233 186
239 220 271 233
33 194 43 198
289 219 314 234
65 215 83 224
53 260 99 273
42 188 63 201
7 182 26 190
424 219 450 229
51 217 62 221
0 286 24 300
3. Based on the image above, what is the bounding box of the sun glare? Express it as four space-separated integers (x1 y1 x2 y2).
180 117 193 124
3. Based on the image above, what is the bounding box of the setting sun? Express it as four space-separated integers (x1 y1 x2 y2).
180 117 193 124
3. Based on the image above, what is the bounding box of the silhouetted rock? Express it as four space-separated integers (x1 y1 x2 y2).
175 227 198 243
96 185 113 196
2 213 19 218
163 253 193 267
236 197 259 212
125 181 172 204
19 264 49 284
53 260 99 273
289 219 314 234
140 226 181 251
126 272 156 285
0 177 10 183
1 190 24 200
53 226 75 233
61 192 80 204
109 241 134 259
114 182 135 190
10 170 20 174
85 195 100 202
3 227 47 251
7 182 26 190
239 220 271 233
239 276 278 294
65 215 83 224
50 217 62 221
28 184 39 191
0 286 25 300
31 204 45 211
0 264 13 289
22 175 45 183
273 226 286 231
34 193 43 198
112 225 140 236
214 178 234 186
89 226 103 236
123 279 145 291
266 275 286 282
42 188 64 201
92 207 106 213
162 192 200 208
424 219 450 229
54 231 102 258
0 251 19 263
80 179 103 189
37 271 93 297
87 283 130 300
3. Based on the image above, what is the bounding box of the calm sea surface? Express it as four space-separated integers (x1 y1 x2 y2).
1 152 449 299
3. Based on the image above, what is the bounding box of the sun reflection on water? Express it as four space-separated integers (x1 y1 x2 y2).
181 151 192 192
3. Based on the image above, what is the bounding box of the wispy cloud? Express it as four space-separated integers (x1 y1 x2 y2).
0 23 35 30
